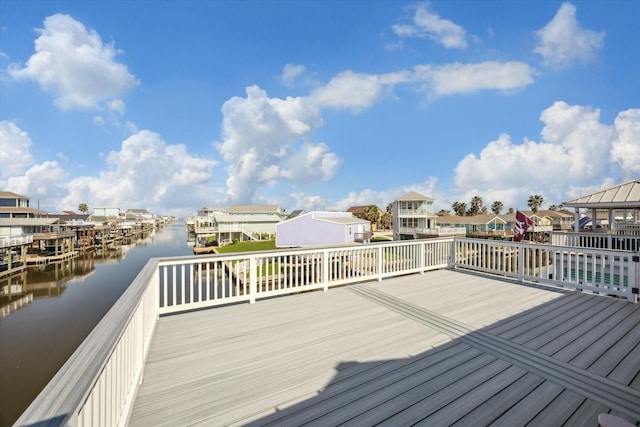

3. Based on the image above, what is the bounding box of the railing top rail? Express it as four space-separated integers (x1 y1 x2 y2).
14 258 160 426
162 238 458 264
456 237 637 255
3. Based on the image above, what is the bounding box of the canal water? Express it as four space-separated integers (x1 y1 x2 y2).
0 222 193 427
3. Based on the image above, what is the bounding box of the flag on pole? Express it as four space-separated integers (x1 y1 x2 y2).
514 211 533 242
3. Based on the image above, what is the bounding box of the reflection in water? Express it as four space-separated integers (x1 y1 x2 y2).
0 222 192 427
0 233 160 317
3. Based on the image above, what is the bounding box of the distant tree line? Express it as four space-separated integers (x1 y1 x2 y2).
446 194 548 216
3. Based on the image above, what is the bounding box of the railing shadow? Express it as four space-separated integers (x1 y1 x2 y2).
242 277 640 426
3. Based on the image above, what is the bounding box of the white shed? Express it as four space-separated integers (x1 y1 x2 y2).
276 212 371 248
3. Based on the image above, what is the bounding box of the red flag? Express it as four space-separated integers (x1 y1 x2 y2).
514 211 533 242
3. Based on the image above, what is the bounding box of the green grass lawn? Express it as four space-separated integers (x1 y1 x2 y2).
215 240 277 254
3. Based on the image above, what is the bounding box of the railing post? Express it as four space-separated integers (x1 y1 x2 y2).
630 252 639 303
322 250 329 291
449 239 457 269
517 243 525 282
377 245 384 281
249 256 257 303
420 241 425 274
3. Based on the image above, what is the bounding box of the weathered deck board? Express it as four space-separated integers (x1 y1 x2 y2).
129 269 640 426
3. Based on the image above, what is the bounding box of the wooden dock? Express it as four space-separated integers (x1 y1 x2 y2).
193 246 217 255
129 269 640 426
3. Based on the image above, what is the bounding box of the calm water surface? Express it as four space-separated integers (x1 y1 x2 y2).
0 222 192 427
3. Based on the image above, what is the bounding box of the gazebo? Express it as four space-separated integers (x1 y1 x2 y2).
563 180 640 235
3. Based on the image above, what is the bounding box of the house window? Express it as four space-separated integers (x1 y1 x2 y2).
401 218 419 228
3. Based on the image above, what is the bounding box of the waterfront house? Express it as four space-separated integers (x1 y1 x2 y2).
193 204 286 244
0 192 75 275
393 191 466 240
276 211 371 247
0 191 48 218
437 213 509 239
534 209 575 231
93 207 124 222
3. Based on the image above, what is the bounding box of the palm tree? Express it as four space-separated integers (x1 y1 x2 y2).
491 201 503 215
78 203 88 214
508 207 515 214
527 194 544 213
385 203 393 230
452 201 467 216
364 205 381 230
381 212 391 230
469 196 483 216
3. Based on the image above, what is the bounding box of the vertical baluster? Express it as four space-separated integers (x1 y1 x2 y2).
212 262 218 300
171 266 176 307
204 262 209 302
197 262 202 302
162 266 167 308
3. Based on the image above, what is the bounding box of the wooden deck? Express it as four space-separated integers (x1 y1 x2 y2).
129 269 640 426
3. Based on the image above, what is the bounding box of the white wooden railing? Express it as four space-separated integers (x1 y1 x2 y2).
397 226 466 236
614 224 640 236
15 238 639 426
454 238 638 302
0 234 33 248
550 231 640 251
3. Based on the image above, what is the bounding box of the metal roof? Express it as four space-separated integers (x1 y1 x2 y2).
0 191 29 199
316 216 369 225
563 180 640 209
396 191 433 202
0 218 60 226
226 204 281 214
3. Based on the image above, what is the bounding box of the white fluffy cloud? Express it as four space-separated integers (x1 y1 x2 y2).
2 124 218 215
611 109 640 175
332 178 441 212
8 13 138 110
393 3 468 49
0 120 33 178
413 61 535 98
311 71 393 111
453 102 639 207
218 85 340 203
0 121 67 202
5 161 67 202
60 130 217 213
534 2 605 68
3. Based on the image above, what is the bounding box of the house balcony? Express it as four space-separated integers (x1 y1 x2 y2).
16 238 640 426
396 209 435 217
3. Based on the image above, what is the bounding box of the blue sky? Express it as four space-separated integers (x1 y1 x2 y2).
1 1 638 217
